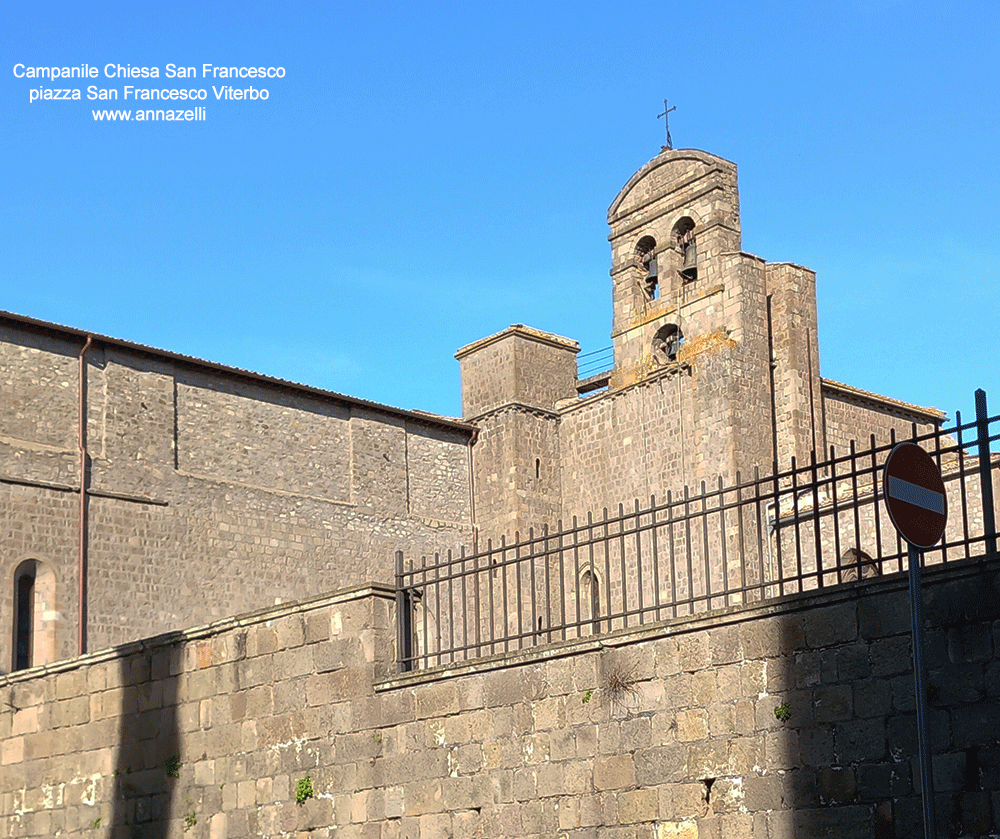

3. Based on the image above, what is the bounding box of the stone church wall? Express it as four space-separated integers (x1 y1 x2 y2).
0 317 473 670
822 383 942 455
3 554 999 838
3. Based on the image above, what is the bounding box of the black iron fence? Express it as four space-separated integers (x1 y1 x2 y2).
395 390 999 671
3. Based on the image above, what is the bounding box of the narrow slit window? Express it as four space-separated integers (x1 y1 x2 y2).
15 564 36 671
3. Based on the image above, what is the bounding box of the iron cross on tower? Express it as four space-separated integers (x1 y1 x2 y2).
658 99 676 149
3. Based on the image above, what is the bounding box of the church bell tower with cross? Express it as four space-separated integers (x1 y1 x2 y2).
604 127 825 479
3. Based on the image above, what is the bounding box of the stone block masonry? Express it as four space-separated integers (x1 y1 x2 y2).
0 314 475 670
3 553 1000 837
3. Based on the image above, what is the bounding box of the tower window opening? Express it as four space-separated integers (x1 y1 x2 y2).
652 323 684 365
635 236 658 300
673 217 697 282
535 458 541 480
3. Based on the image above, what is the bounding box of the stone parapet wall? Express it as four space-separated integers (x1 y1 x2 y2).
3 556 1000 838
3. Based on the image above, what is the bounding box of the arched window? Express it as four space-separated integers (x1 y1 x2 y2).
652 323 684 365
838 548 879 582
12 559 57 671
14 562 35 670
635 236 658 300
580 568 602 635
672 217 697 281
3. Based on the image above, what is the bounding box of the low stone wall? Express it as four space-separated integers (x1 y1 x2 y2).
2 558 999 838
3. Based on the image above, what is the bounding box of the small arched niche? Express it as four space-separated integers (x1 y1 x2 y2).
12 558 57 671
838 548 879 582
635 236 658 300
672 216 697 281
580 567 602 635
652 323 684 365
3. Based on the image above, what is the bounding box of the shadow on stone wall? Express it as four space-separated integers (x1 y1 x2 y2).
775 564 1000 839
109 641 182 838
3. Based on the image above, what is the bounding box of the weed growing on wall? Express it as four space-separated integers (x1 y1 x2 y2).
295 775 314 805
603 664 642 714
164 755 183 778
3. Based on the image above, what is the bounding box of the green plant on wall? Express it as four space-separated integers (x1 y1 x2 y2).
164 755 183 778
183 811 197 831
774 701 792 722
295 774 314 806
582 689 593 704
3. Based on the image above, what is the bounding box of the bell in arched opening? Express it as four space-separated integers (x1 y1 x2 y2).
673 217 697 282
635 236 659 299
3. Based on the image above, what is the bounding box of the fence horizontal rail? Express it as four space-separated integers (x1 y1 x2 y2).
395 391 999 671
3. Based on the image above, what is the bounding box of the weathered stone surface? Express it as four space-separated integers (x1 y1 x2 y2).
2 547 999 839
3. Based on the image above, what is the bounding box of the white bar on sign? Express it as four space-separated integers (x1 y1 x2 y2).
888 476 945 515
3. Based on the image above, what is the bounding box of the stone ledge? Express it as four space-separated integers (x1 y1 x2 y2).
0 582 395 688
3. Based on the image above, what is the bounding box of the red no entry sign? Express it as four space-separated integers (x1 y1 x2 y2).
883 442 948 549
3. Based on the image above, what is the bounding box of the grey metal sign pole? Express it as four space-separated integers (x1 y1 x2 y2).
908 541 936 838
883 441 947 839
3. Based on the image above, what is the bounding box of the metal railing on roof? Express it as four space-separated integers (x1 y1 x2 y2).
576 345 614 379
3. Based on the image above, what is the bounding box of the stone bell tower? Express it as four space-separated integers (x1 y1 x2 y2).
607 148 745 387
605 148 782 482
457 146 829 540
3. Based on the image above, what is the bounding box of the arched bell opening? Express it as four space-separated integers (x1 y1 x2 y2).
652 323 684 365
635 236 658 300
672 217 697 282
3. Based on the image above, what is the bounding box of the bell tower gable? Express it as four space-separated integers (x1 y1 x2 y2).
606 149 747 388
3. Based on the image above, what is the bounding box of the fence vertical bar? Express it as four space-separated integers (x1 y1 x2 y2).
618 503 628 626
602 508 612 629
701 481 711 610
752 467 766 600
684 486 694 613
634 499 645 625
975 389 997 557
395 551 410 672
473 548 482 659
734 473 747 603
956 412 971 559
771 463 784 597
587 512 596 633
516 533 525 650
487 538 496 657
810 450 823 588
434 552 442 667
849 441 863 568
889 429 906 570
790 457 805 592
419 557 429 669
668 490 678 617
650 496 661 621
528 528 536 647
500 536 509 654
718 476 730 607
547 523 555 644
932 422 948 565
869 434 887 570
572 516 580 639
829 447 842 583
460 546 467 661
446 549 455 663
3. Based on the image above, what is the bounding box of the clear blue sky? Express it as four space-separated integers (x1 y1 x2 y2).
4 1 998 435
